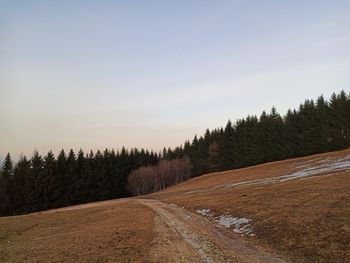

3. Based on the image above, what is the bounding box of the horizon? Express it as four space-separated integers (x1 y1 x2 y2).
0 90 346 162
1 1 350 159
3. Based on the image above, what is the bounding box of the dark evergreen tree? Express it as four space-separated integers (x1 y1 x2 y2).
29 151 44 212
313 96 332 152
42 151 60 209
208 141 221 172
329 91 350 148
0 153 13 214
64 149 77 204
12 156 31 214
55 149 67 207
221 120 237 170
258 107 284 162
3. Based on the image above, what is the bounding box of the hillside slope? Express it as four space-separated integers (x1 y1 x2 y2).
1 149 349 262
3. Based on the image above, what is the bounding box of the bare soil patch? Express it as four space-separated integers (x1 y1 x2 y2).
142 199 285 263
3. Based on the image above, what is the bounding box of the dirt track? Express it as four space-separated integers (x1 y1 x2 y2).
141 199 285 263
0 198 286 263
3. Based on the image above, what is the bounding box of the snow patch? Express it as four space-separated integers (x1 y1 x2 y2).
195 208 254 236
220 154 350 189
196 208 212 217
183 189 204 195
279 154 350 182
215 215 253 235
184 154 350 195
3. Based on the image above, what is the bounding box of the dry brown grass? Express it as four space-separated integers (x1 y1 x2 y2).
150 149 350 263
1 149 349 262
0 199 155 263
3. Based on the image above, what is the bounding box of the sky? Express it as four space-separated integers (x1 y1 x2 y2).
1 0 350 160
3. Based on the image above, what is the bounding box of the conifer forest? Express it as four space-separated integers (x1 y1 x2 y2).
1 90 350 216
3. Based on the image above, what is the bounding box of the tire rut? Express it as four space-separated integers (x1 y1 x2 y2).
139 199 287 263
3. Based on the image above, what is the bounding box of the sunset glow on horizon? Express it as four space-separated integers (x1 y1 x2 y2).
1 0 350 159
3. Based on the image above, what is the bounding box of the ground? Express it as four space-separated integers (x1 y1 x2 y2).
1 149 350 262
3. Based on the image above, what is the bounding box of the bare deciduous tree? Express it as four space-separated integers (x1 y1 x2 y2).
127 156 191 196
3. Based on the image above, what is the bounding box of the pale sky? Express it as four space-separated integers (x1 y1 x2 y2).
1 0 350 160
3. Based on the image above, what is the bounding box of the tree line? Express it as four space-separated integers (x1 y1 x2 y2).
1 90 350 214
161 90 350 177
0 148 158 215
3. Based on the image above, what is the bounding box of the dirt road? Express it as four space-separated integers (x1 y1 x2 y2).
0 198 286 263
141 199 286 263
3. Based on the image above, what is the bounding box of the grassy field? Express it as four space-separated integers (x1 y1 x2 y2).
151 149 350 262
1 149 349 262
0 199 155 262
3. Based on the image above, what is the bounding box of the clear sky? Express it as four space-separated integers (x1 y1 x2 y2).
1 0 349 159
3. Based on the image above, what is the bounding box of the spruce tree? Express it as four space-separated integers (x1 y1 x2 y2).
329 91 350 148
75 149 87 203
0 153 13 214
55 149 67 207
208 142 220 172
258 107 284 161
65 149 77 204
42 151 60 209
13 156 31 214
315 95 332 152
30 151 44 212
93 150 108 200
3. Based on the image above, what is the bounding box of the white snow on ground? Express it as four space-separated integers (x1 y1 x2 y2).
289 156 331 169
220 154 350 189
215 215 254 235
196 208 254 236
184 154 350 195
196 208 213 216
279 154 350 182
183 189 203 195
